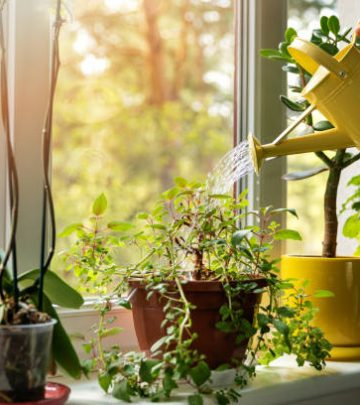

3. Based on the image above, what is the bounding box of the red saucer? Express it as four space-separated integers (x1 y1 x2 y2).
0 382 71 405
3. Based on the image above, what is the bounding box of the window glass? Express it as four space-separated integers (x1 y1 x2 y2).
52 0 233 288
286 0 337 255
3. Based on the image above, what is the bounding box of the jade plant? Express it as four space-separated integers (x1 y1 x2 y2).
63 179 332 404
260 15 360 257
0 0 83 397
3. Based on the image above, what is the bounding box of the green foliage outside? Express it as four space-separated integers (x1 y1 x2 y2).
341 175 360 255
52 1 233 288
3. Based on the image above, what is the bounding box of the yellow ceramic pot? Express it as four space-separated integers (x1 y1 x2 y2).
281 255 360 361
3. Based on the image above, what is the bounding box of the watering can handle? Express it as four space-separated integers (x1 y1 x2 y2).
288 38 348 79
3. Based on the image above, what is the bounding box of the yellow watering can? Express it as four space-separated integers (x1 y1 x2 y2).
249 33 360 174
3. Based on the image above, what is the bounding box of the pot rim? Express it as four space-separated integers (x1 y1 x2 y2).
282 254 360 261
0 318 57 330
128 277 267 292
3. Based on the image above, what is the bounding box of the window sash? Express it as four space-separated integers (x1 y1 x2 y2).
0 0 51 272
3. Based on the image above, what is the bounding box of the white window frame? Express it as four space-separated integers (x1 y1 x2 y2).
1 0 51 272
235 0 287 256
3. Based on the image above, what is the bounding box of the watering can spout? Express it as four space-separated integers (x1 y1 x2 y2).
248 128 355 175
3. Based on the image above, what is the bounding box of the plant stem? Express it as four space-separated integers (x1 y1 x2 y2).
322 150 346 257
38 0 63 310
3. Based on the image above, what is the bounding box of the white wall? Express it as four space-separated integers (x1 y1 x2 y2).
337 0 360 255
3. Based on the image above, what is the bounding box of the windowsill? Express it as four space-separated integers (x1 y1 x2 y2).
53 356 360 405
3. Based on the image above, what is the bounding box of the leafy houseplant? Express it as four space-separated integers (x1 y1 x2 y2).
261 16 360 360
261 15 360 258
0 0 83 401
64 180 331 404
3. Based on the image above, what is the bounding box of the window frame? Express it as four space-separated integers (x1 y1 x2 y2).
235 0 287 253
1 0 51 272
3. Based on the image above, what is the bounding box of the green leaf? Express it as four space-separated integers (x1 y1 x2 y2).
273 319 289 335
107 221 134 232
99 327 123 338
282 167 328 181
188 394 203 405
328 15 340 35
320 16 329 35
137 212 149 220
352 202 360 211
231 229 252 246
174 176 188 187
58 223 83 238
276 306 295 317
280 95 306 112
150 335 168 353
348 175 360 186
270 208 298 218
313 289 335 298
38 293 82 378
163 373 178 396
274 229 302 241
0 304 4 323
162 187 179 200
139 359 161 383
112 380 131 402
343 214 360 238
259 49 292 62
92 193 107 216
285 27 297 43
98 372 112 393
18 269 84 309
313 120 334 131
118 298 131 310
189 361 211 386
320 42 338 56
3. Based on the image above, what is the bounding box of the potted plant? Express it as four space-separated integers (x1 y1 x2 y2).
0 1 83 401
260 16 360 360
63 180 331 404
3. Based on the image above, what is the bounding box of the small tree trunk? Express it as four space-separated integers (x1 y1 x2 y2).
322 151 345 257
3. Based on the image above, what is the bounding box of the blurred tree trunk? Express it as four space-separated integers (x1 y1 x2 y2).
143 0 169 105
171 0 191 99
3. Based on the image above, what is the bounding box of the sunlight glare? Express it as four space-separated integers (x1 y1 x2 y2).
105 0 139 13
73 29 95 55
80 54 110 76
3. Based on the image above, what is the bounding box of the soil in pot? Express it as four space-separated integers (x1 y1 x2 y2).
129 279 265 369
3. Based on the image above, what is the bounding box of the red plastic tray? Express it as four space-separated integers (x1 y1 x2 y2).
0 382 70 405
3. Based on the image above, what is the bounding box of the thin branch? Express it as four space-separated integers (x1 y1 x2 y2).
315 151 333 167
342 152 360 168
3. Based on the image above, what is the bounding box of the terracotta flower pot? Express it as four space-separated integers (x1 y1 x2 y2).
129 279 265 369
281 255 360 361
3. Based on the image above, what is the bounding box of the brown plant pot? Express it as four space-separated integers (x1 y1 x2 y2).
129 279 265 369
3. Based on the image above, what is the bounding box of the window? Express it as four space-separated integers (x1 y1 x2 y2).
52 0 234 288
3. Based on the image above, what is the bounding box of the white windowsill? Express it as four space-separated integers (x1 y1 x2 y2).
52 356 360 405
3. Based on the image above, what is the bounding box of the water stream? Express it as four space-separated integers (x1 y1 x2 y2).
205 140 253 195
